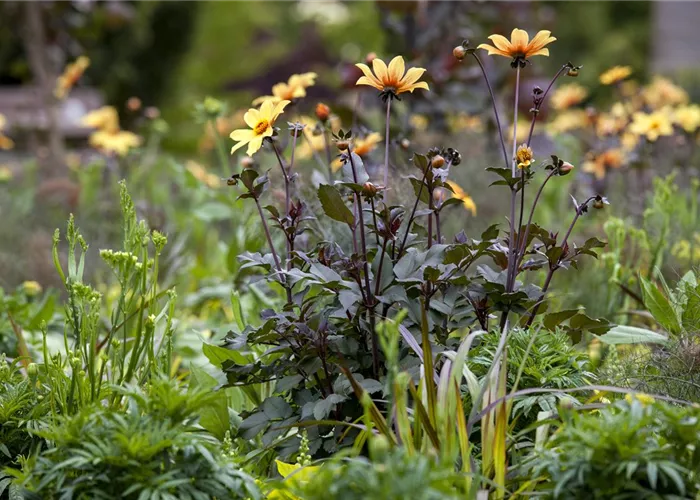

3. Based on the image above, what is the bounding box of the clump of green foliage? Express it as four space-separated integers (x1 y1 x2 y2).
525 399 700 499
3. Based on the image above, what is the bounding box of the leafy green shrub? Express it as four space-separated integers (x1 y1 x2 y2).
524 399 700 499
13 378 260 500
284 447 463 500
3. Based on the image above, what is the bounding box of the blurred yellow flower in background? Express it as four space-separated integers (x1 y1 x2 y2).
671 234 700 263
629 110 673 142
253 72 317 105
230 99 290 156
0 165 12 182
409 114 429 131
22 280 43 297
81 106 141 156
507 118 531 143
599 65 632 85
186 160 221 188
596 103 629 137
478 29 556 63
355 55 429 95
673 104 700 133
0 113 14 150
296 115 341 160
642 76 688 109
621 132 640 152
331 132 382 172
625 393 655 406
551 83 588 110
446 181 476 215
582 149 625 180
55 56 90 99
547 109 588 135
448 113 484 133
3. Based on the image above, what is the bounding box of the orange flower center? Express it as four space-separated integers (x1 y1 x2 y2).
254 119 269 135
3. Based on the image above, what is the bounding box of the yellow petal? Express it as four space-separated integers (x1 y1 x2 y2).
400 67 426 87
271 100 291 123
477 44 510 58
487 34 512 52
244 109 261 129
372 57 389 85
528 48 550 57
259 99 275 121
355 63 383 88
511 28 529 48
246 135 265 156
528 30 554 49
387 55 405 83
252 95 275 105
230 128 255 141
403 81 429 93
356 76 383 91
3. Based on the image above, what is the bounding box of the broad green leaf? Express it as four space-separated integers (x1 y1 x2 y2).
596 325 668 345
640 276 681 335
317 184 354 226
202 342 249 368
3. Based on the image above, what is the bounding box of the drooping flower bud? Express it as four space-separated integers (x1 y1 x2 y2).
558 161 575 176
315 103 331 122
453 45 467 61
431 154 445 168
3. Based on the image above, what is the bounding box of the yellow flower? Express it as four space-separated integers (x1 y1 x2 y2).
410 114 429 131
252 72 317 105
88 129 141 156
0 165 12 182
229 99 290 156
22 280 43 297
331 132 382 172
582 149 625 180
621 132 639 152
671 234 700 263
551 83 588 110
515 144 534 169
506 118 532 143
477 29 556 64
546 109 588 135
629 110 674 142
55 56 90 99
625 393 655 406
596 104 629 137
673 104 700 133
599 65 632 86
642 76 688 109
447 113 483 133
297 115 341 160
186 160 221 188
81 106 120 132
355 55 429 96
446 181 476 215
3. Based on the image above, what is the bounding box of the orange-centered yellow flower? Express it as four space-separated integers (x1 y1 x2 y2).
629 110 673 142
446 181 476 215
253 73 317 105
515 144 534 169
230 99 290 156
0 113 14 150
551 83 588 110
599 66 632 86
582 149 625 180
355 56 429 97
477 29 556 65
55 56 90 99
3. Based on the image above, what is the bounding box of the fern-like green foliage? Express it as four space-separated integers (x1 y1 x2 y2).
469 328 594 419
524 399 700 498
14 377 260 500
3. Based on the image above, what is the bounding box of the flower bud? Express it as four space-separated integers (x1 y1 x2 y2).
558 161 574 176
593 198 605 210
336 140 349 151
567 67 579 77
365 52 377 64
362 182 378 198
127 96 142 112
453 45 467 61
369 434 391 459
27 363 38 379
315 103 330 122
144 106 160 120
431 155 445 168
400 138 410 150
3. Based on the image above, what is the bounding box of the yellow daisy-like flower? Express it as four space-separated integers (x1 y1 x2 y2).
629 110 674 142
673 104 700 134
547 109 589 135
252 72 317 105
642 76 688 109
88 129 141 157
515 144 534 169
551 83 588 110
230 99 290 156
621 132 639 152
582 149 625 180
0 113 13 150
297 115 341 160
22 280 43 297
0 165 13 182
599 65 632 86
355 55 429 97
447 113 484 133
186 160 221 188
477 29 556 66
446 181 476 215
81 106 120 132
55 56 90 99
506 118 532 143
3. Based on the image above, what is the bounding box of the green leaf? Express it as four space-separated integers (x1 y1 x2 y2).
596 325 668 345
640 276 681 335
202 342 249 368
341 153 369 184
317 184 354 226
681 284 700 333
313 394 347 420
543 309 580 330
193 202 234 222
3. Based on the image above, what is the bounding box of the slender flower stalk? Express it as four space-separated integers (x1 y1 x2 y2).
254 196 283 282
506 67 521 293
471 53 509 168
525 64 570 146
525 195 597 327
515 169 557 271
383 99 391 191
